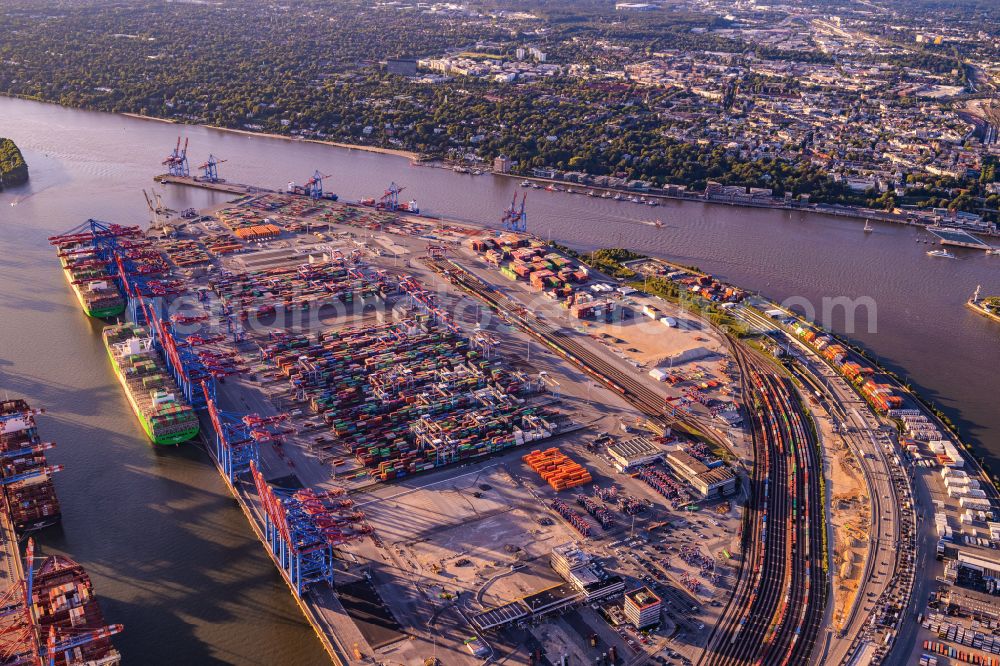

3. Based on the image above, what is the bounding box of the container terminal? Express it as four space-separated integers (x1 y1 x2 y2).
0 400 123 665
35 148 760 665
40 140 992 664
138 151 851 664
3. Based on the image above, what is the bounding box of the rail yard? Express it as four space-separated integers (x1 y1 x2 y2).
37 152 996 666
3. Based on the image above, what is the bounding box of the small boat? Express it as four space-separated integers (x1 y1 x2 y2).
531 183 541 189
453 165 469 174
648 200 659 207
521 180 531 187
863 220 873 233
652 219 664 228
587 190 596 197
987 248 1000 255
601 192 612 199
927 249 956 259
613 193 623 201
546 184 556 192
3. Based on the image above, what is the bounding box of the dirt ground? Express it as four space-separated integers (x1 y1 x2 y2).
816 410 871 631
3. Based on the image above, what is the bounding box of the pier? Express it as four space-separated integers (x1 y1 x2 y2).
155 173 275 196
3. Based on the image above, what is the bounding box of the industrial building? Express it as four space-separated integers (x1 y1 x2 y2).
624 587 662 628
665 450 737 498
550 542 625 602
607 436 663 472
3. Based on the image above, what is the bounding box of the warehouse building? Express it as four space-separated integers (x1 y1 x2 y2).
607 436 663 472
665 450 737 498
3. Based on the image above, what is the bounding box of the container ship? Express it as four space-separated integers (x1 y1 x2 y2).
967 285 1000 324
31 555 122 666
102 323 200 445
0 400 62 533
55 243 125 319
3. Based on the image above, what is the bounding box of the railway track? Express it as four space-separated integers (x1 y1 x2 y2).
700 341 827 666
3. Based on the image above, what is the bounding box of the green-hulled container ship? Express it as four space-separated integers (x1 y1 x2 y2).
58 244 126 318
102 323 200 446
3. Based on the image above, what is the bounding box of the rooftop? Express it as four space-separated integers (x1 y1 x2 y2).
625 586 661 609
608 436 662 462
521 582 581 613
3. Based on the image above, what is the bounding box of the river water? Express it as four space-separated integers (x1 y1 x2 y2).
0 96 996 663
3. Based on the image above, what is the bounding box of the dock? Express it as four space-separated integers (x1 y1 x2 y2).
927 225 995 250
155 173 275 196
0 509 26 641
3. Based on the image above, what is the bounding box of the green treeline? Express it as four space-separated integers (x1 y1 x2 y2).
0 138 29 188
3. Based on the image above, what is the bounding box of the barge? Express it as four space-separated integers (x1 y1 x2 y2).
0 400 62 533
102 323 200 446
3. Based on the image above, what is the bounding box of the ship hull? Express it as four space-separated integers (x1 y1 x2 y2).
103 336 199 446
61 264 125 319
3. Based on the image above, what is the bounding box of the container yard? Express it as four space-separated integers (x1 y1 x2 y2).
47 165 759 665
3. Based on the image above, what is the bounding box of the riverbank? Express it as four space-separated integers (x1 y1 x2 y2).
116 109 422 161
122 113 176 124
200 125 420 160
487 170 1000 240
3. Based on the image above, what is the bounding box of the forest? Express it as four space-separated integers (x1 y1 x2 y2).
0 138 29 189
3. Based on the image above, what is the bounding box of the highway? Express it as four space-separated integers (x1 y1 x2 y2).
699 341 827 666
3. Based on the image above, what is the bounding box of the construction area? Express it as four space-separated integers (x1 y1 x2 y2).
79 152 767 665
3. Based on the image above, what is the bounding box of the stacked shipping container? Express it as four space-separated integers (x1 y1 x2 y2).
523 448 593 491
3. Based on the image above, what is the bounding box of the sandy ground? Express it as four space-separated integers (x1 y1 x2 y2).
586 298 728 369
814 400 871 632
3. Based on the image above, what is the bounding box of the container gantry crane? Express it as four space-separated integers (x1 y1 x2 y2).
304 171 332 199
201 381 287 484
501 191 527 233
250 462 336 597
378 182 405 211
197 155 227 183
162 136 190 178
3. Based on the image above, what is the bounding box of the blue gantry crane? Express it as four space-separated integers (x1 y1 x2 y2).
305 170 331 199
162 136 190 177
379 182 404 211
202 381 288 484
502 191 527 232
197 154 227 183
251 462 336 597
